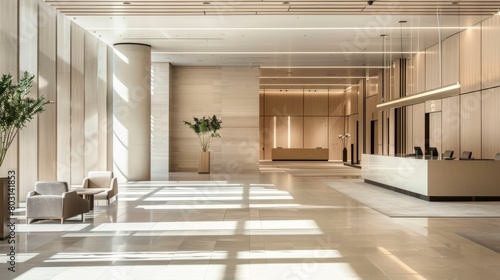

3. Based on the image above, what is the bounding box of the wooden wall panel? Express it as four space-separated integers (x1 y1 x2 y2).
171 67 259 171
426 44 441 90
106 46 114 171
38 2 57 180
410 52 426 95
259 117 264 159
275 117 288 148
84 33 99 174
367 73 380 97
304 117 328 148
482 15 500 89
428 112 442 154
70 23 85 184
56 13 71 182
0 0 18 175
259 90 265 116
263 117 274 160
441 96 460 155
97 41 108 171
329 117 345 160
289 117 304 148
18 0 38 200
304 91 328 116
221 67 259 172
329 91 346 116
460 24 481 94
346 85 359 115
151 63 170 179
441 34 459 86
412 103 425 149
388 109 395 155
264 90 303 116
347 115 358 161
406 106 413 153
481 87 500 159
460 92 482 158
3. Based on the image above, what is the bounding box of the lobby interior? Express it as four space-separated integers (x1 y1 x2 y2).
2 0 500 279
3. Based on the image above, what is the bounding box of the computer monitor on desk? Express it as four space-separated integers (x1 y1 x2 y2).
443 150 454 160
427 147 439 158
460 151 472 160
414 146 423 157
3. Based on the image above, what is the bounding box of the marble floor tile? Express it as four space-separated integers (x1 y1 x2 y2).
2 167 500 279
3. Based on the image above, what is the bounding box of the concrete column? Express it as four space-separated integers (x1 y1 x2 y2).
113 43 151 181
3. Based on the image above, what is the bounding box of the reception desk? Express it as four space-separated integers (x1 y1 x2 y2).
362 154 500 201
272 148 329 161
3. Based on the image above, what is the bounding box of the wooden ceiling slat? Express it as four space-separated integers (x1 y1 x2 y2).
43 0 500 16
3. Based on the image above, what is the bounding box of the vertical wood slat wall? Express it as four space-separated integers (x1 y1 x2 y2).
0 0 19 176
38 2 57 181
405 14 500 159
260 86 359 161
0 1 111 201
18 0 39 201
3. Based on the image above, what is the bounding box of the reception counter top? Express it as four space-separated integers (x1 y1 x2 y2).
362 154 500 201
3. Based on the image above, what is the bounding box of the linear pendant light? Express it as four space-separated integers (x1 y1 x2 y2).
376 82 460 110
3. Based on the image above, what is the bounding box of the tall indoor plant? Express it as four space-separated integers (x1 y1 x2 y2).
183 115 222 174
0 72 49 167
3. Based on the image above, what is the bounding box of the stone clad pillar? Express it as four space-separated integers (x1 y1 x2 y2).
113 43 151 181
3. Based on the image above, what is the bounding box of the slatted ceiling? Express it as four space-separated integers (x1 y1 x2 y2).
44 1 500 16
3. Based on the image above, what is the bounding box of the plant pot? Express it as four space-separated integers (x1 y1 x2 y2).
198 151 210 174
0 177 9 239
342 148 348 162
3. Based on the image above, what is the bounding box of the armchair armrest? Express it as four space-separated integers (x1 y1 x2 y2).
107 177 118 199
26 191 39 199
82 178 89 189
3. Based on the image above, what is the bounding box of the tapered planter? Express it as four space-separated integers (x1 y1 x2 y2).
0 177 9 239
198 152 210 174
342 148 348 162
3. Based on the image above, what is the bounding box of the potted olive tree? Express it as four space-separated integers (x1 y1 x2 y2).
0 71 49 238
183 115 222 174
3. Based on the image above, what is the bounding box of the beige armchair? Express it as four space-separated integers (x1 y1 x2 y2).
26 181 90 224
82 171 118 205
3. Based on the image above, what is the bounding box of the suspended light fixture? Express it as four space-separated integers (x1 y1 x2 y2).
376 82 460 110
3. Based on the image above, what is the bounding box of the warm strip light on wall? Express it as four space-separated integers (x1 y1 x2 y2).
273 116 277 148
287 116 291 148
376 83 460 110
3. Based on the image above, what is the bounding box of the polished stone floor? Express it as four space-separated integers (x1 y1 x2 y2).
2 166 500 279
